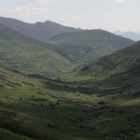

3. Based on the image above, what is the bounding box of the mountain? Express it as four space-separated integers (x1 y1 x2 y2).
113 31 140 41
0 23 79 76
0 16 81 41
48 29 135 62
67 41 140 88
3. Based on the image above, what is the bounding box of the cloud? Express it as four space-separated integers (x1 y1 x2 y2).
35 0 62 4
7 7 28 14
0 7 57 15
0 6 94 29
0 9 5 12
114 0 126 2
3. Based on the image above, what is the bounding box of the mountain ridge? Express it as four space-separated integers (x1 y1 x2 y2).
48 29 135 62
113 30 140 41
0 16 81 41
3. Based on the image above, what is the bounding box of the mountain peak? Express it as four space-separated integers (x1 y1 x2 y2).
0 16 80 41
45 20 54 23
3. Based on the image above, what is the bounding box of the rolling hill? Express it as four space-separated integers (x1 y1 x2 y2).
65 41 140 88
0 23 79 76
0 16 81 41
48 29 135 62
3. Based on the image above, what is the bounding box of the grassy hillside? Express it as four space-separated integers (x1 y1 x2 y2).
0 21 135 77
48 29 135 62
1 65 140 140
0 23 80 76
0 16 81 41
0 66 67 140
63 41 140 88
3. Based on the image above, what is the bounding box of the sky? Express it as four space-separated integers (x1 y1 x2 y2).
0 0 139 32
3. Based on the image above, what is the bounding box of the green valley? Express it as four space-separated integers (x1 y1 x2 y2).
0 16 140 140
0 64 140 140
0 23 79 76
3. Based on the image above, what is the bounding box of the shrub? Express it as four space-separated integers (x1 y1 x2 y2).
19 97 22 100
98 101 105 105
0 113 63 140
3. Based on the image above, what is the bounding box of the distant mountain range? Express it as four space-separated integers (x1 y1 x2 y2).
0 16 81 41
113 31 140 41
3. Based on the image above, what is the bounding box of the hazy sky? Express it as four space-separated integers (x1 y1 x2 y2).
0 0 139 31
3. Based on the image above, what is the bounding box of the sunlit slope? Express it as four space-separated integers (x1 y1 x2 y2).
0 23 78 76
66 41 140 87
48 29 135 62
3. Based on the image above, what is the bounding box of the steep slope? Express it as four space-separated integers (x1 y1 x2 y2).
0 23 78 76
114 31 140 41
48 29 135 62
0 16 81 41
67 41 140 87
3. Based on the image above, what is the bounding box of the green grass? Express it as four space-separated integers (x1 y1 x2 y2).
0 65 140 140
62 41 140 90
0 128 33 140
0 23 135 78
0 23 80 77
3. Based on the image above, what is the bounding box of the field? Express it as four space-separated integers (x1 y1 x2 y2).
0 66 140 140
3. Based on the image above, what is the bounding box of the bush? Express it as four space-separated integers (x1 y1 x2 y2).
19 97 22 100
0 113 63 140
133 112 140 118
56 102 60 105
98 101 105 105
99 106 109 110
